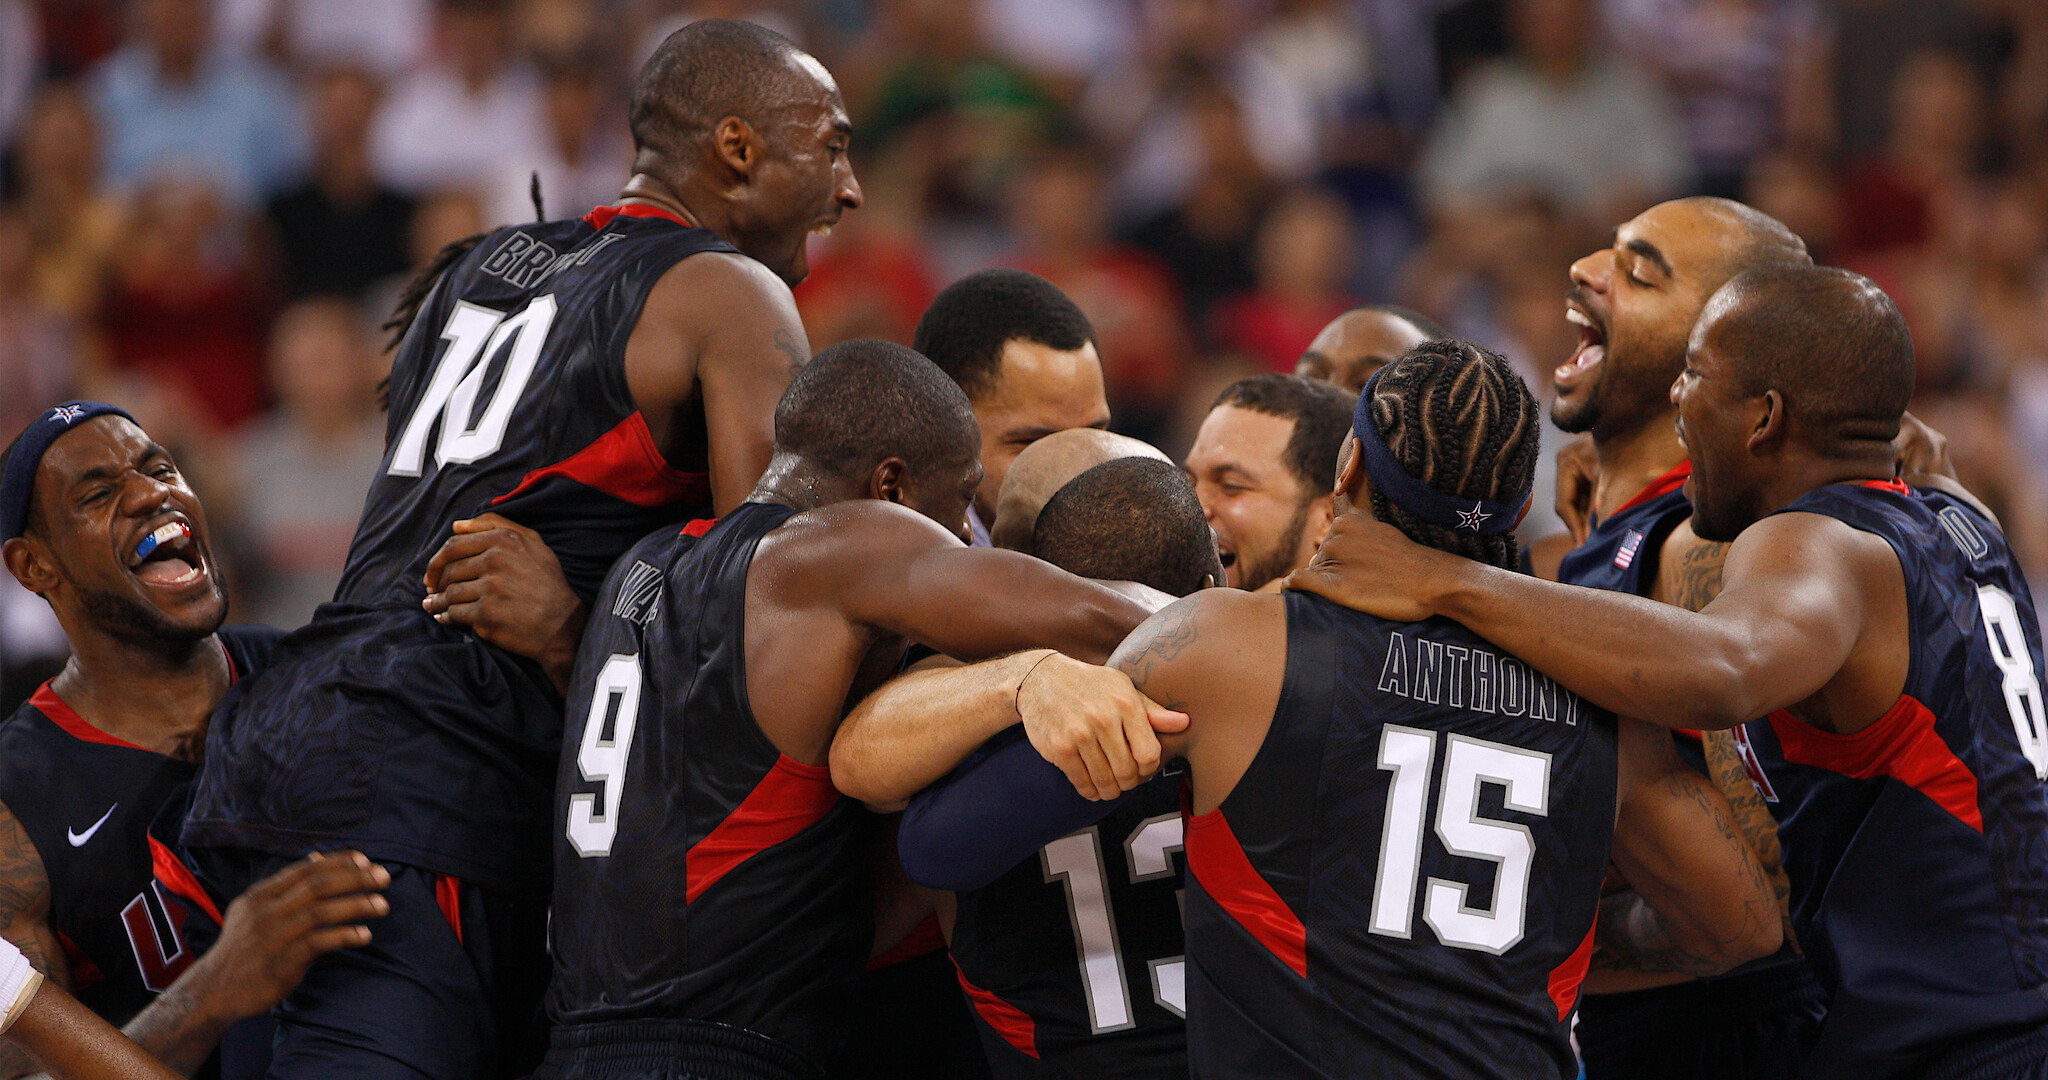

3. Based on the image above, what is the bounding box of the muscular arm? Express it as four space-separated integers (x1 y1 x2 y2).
1589 719 1781 992
626 252 806 516
8 981 178 1080
1288 510 1887 730
0 802 60 1078
832 652 1184 809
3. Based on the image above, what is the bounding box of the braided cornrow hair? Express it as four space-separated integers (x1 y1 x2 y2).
375 231 490 411
1364 339 1542 571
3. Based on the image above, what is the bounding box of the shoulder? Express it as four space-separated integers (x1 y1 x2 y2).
1726 507 1899 593
651 250 793 314
1111 589 1285 696
759 501 966 578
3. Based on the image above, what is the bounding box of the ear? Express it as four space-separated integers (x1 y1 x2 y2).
867 458 909 503
3 536 56 597
1334 433 1364 500
712 116 762 178
1747 389 1787 453
1306 491 1336 546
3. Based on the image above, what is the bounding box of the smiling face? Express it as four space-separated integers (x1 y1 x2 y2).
1185 405 1326 590
1671 299 1770 542
735 54 862 286
1554 201 1754 438
6 417 225 645
968 339 1111 524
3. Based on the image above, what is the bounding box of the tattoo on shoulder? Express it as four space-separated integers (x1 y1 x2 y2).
1119 603 1200 707
773 328 804 373
1671 538 1730 613
0 808 46 924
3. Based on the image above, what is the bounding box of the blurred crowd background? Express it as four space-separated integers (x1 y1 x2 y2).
2 0 2045 701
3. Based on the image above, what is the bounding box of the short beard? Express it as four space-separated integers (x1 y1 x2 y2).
76 581 225 650
1551 392 1599 435
1237 499 1312 592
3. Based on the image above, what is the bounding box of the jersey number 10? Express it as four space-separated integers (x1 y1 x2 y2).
388 295 559 478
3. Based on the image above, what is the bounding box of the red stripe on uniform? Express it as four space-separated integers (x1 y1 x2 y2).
1862 477 1911 495
582 203 693 230
685 755 842 904
1769 695 1983 831
1547 916 1598 1021
148 837 224 926
32 684 147 751
1608 460 1693 520
435 875 464 944
952 957 1038 1058
681 518 717 538
1185 808 1308 978
491 412 710 510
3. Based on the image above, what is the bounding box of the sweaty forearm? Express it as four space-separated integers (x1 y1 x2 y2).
832 652 1048 808
113 983 232 1078
1429 559 1763 729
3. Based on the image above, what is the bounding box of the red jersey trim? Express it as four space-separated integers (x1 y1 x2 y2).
582 203 693 230
867 914 945 970
953 957 1039 1058
434 875 465 944
1862 477 1911 495
57 931 105 991
34 638 239 753
681 518 717 538
1769 695 1983 831
490 412 710 510
1547 917 1598 1021
685 755 842 904
1609 460 1693 520
148 836 224 926
1185 808 1308 978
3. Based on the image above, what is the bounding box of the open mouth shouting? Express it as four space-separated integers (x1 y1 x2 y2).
1556 298 1608 394
127 519 207 591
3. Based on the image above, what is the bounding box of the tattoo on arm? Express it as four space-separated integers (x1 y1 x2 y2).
0 806 56 1079
1115 604 1199 711
1597 769 1778 978
1701 729 1800 951
1670 538 1729 613
772 328 804 373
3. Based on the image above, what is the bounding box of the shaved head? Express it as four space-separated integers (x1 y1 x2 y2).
1297 306 1448 393
1693 265 1914 448
1676 196 1811 284
630 19 826 162
988 428 1170 553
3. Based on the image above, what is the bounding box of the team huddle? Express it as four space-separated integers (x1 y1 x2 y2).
0 17 2040 1080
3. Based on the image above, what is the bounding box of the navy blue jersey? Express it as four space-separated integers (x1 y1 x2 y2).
0 627 280 1026
1554 461 1691 597
1186 591 1617 1080
948 763 1186 1079
186 207 735 892
1558 462 1821 1080
1729 481 2048 1078
547 504 868 1074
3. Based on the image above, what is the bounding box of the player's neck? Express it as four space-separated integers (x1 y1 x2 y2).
1590 412 1688 521
751 454 858 513
1759 446 1899 517
615 174 700 228
48 632 229 760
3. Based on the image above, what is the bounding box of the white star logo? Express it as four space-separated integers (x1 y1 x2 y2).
48 405 86 424
1455 503 1491 531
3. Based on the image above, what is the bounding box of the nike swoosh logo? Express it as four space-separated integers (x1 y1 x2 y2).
67 804 117 847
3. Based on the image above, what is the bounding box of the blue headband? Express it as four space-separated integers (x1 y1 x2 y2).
0 402 138 542
1352 371 1530 537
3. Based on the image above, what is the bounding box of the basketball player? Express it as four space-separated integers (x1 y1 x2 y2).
1294 305 1445 393
856 342 1779 1079
182 20 861 1078
913 269 1111 547
1184 374 1354 591
1541 197 1826 1079
0 405 392 1080
986 430 1170 554
1294 266 2048 1079
832 456 1214 1079
542 341 1162 1080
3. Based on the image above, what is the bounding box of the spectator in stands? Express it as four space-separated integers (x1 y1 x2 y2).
486 45 628 228
266 66 416 300
1127 75 1270 327
1209 186 1357 374
1839 48 1989 262
10 82 123 326
1417 0 1690 227
0 210 78 439
87 0 305 205
228 296 386 628
1010 146 1192 444
369 0 542 205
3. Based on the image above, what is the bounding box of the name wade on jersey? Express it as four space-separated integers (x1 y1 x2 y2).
1374 629 1585 727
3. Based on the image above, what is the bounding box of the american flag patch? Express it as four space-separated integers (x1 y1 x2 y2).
1613 529 1646 570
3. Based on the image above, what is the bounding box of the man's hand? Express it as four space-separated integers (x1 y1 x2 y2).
423 514 588 693
1894 410 1955 480
1282 513 1442 623
163 853 387 1034
1555 434 1598 544
1017 654 1187 801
